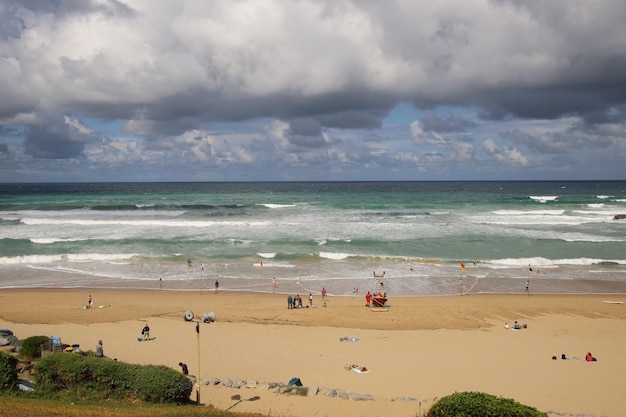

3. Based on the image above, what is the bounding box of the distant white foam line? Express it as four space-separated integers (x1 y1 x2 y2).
257 252 276 259
492 209 564 216
0 253 139 264
572 209 621 216
616 199 626 203
597 195 613 199
482 214 592 225
552 258 626 266
253 261 294 268
319 252 352 260
30 237 84 244
586 203 605 208
21 218 270 227
486 257 626 267
561 234 625 243
258 203 296 208
529 195 558 203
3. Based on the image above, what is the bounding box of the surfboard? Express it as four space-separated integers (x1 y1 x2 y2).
98 305 109 309
603 300 624 304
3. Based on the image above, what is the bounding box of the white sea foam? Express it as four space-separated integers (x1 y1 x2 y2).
0 252 139 264
596 195 612 199
30 237 84 244
258 203 297 208
257 252 276 259
319 252 352 260
529 195 558 203
255 261 294 268
486 257 626 267
21 218 271 227
492 210 564 216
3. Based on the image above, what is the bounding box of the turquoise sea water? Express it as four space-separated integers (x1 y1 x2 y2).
1 181 625 296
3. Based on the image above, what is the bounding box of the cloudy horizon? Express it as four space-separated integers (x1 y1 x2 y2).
1 0 625 182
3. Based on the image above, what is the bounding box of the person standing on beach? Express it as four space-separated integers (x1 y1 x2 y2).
309 293 313 307
321 287 327 299
142 324 150 341
215 280 219 293
88 294 93 309
96 340 104 357
525 280 530 295
287 294 293 309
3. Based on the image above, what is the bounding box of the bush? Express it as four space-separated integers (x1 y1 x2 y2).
135 365 193 404
34 353 192 404
426 391 548 417
0 351 18 390
19 336 50 359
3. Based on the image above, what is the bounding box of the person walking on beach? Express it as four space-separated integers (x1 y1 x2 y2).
321 287 327 299
287 294 293 309
525 280 530 295
309 292 313 307
365 291 372 307
88 294 93 309
142 324 150 341
214 280 219 293
272 277 277 292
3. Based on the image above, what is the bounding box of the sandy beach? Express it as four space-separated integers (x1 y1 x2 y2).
1 289 625 417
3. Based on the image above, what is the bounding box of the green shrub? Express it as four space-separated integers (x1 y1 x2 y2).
34 353 192 404
135 365 193 404
426 391 548 417
0 351 18 390
35 353 136 399
19 336 50 359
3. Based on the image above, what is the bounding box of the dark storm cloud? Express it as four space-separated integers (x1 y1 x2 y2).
24 115 97 159
1 0 625 180
6 0 626 128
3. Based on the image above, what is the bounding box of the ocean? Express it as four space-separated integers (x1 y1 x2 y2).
1 181 625 296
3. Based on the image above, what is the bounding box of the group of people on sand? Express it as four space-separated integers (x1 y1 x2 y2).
504 321 527 330
555 352 598 362
287 293 314 309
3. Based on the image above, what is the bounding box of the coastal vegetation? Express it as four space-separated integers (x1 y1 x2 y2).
426 391 548 417
34 353 192 404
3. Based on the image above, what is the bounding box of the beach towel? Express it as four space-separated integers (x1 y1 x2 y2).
340 337 359 342
344 364 370 374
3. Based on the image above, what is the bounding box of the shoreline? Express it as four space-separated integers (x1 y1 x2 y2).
2 290 625 417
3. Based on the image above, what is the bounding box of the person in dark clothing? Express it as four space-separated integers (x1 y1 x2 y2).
179 362 189 375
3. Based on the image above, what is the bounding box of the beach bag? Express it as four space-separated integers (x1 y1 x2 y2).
288 377 303 386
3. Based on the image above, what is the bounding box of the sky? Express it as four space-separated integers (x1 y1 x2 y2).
1 0 625 182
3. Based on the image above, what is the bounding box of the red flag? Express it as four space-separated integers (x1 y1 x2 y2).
461 263 466 272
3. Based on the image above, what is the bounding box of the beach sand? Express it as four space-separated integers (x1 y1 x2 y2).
1 289 625 417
